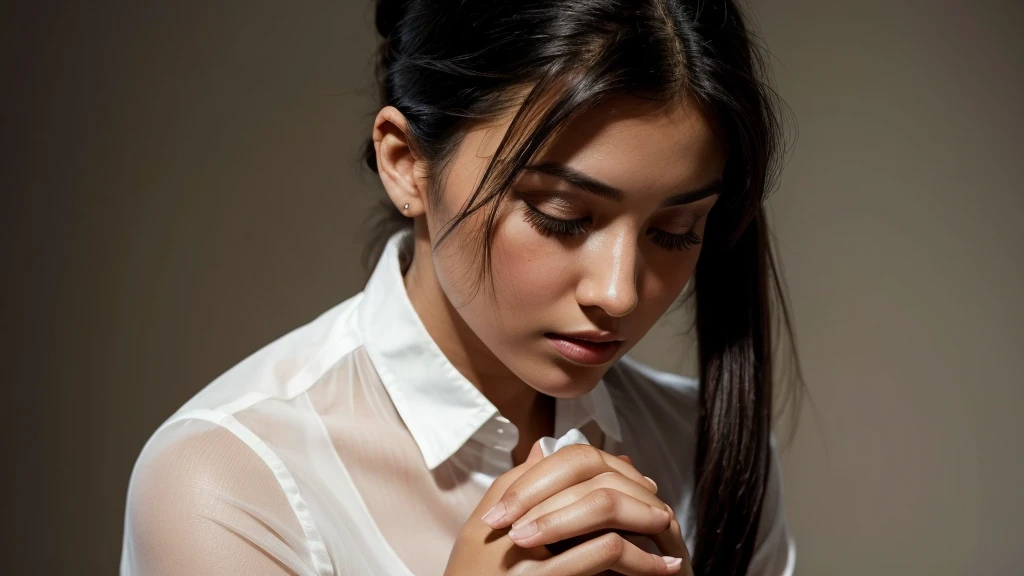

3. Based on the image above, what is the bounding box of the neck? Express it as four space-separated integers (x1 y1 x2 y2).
402 226 553 462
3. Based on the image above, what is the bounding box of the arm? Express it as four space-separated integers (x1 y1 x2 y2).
121 420 320 576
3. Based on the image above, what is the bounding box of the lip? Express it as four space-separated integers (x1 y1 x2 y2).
545 332 624 366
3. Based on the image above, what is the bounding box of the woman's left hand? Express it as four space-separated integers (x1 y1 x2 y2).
481 443 690 568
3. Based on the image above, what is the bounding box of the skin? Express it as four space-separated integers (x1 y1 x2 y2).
373 92 724 575
446 441 693 576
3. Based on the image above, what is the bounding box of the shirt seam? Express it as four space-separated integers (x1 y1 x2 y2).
165 409 335 576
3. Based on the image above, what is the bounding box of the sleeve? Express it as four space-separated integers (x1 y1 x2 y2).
746 440 797 576
120 418 323 576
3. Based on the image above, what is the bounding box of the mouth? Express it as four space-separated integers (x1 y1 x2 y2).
544 332 624 366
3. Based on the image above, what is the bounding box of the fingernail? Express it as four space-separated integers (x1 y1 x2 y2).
481 502 506 527
645 475 658 491
508 521 538 540
662 556 683 570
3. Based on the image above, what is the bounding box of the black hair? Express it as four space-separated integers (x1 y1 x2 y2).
363 1 801 573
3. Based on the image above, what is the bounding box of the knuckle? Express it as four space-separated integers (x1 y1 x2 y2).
654 508 672 531
566 443 604 470
501 489 525 514
534 515 552 533
588 487 619 517
669 515 681 530
595 532 626 561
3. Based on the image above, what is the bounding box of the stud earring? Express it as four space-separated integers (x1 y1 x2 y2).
403 203 410 212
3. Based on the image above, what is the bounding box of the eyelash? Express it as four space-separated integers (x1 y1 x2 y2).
646 228 702 251
522 202 590 236
522 201 702 251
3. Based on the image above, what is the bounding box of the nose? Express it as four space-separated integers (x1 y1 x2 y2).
575 232 639 318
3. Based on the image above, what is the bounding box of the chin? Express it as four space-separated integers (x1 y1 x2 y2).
521 359 608 399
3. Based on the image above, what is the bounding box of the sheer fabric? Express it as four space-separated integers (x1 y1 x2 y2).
121 232 795 575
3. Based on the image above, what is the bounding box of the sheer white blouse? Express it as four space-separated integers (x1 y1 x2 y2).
120 232 795 575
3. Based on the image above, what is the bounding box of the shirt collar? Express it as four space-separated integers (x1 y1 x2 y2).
358 231 621 470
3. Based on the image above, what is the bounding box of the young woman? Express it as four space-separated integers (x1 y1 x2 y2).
121 1 800 574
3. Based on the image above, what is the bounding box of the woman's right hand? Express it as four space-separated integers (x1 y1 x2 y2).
444 441 689 576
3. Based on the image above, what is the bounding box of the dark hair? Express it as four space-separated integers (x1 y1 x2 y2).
363 1 801 573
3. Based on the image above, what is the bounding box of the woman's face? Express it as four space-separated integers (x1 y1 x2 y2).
425 95 725 398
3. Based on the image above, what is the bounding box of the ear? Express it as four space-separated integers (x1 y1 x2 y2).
372 106 429 217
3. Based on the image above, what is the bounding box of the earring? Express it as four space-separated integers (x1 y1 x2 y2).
403 203 410 212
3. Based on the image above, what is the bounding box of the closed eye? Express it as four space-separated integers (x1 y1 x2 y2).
646 228 702 250
520 195 705 251
522 199 589 236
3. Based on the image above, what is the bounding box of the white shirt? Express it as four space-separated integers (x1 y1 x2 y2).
120 232 795 575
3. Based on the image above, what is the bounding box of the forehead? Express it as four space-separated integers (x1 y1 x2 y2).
535 94 726 197
453 93 726 202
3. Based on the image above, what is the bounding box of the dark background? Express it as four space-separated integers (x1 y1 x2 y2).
2 3 380 573
3 1 1022 574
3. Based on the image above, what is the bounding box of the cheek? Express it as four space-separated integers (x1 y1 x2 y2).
491 218 577 305
485 218 581 343
637 215 710 310
433 209 576 336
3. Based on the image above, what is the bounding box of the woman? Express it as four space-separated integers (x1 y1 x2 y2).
121 0 799 574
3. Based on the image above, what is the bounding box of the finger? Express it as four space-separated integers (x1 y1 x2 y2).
483 444 656 529
606 450 655 491
648 513 689 561
538 509 687 562
512 472 666 532
509 473 688 560
614 531 692 574
529 532 685 576
600 451 657 493
507 489 671 548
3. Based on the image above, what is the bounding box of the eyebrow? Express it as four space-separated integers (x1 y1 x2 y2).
524 162 722 207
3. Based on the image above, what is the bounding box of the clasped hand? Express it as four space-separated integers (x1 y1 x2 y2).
445 441 691 576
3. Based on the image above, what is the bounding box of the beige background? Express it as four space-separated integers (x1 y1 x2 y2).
3 1 1021 574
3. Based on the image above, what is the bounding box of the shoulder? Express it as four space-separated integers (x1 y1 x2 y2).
125 291 367 514
127 419 281 507
122 419 317 574
175 292 365 417
121 296 372 573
